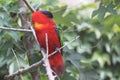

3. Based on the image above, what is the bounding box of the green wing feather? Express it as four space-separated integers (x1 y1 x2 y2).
55 26 64 52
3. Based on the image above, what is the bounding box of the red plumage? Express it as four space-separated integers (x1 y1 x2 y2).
32 11 64 76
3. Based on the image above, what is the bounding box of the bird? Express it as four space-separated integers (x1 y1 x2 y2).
31 10 64 76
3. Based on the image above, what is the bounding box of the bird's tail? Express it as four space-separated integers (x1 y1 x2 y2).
49 52 64 76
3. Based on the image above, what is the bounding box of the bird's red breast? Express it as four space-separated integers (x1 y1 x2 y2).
32 11 64 76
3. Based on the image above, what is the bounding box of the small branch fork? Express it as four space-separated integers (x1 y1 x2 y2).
4 35 80 80
30 22 55 80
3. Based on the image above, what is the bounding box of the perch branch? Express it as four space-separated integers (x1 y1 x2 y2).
43 33 55 80
30 22 55 80
4 35 80 80
30 22 55 79
48 35 80 57
4 58 44 80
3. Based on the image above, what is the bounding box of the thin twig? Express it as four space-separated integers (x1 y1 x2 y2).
44 33 55 80
12 49 21 69
48 35 80 57
22 0 35 12
0 27 32 32
45 33 49 56
4 35 80 80
4 58 44 80
12 49 24 80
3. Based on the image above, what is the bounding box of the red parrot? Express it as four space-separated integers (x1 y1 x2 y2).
32 10 64 76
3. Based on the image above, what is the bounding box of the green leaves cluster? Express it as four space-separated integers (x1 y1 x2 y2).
0 0 120 80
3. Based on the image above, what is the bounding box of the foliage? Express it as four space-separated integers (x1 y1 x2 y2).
0 0 120 80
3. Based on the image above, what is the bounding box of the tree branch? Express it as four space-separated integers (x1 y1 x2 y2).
4 58 44 80
18 0 40 80
0 27 32 32
30 24 55 80
4 35 80 80
44 33 55 80
22 0 35 12
48 35 80 57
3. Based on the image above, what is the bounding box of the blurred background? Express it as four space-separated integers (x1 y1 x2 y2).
0 0 120 80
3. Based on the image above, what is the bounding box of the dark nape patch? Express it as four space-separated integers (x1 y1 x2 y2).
40 10 53 18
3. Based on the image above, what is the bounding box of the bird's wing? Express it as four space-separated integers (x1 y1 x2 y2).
54 25 64 53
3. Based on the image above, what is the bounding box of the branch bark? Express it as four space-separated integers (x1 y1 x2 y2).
22 0 35 12
44 34 55 80
18 0 40 80
4 35 80 80
4 59 44 80
0 27 32 32
29 19 55 80
20 0 55 79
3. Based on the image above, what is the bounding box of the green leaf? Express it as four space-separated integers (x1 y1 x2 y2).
102 0 112 5
107 3 116 15
92 3 116 21
92 51 110 68
8 31 20 42
92 3 106 20
92 10 98 18
61 72 76 80
80 69 98 80
0 64 8 79
64 48 82 69
53 6 79 26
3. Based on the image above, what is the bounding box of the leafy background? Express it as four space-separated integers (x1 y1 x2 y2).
0 0 120 80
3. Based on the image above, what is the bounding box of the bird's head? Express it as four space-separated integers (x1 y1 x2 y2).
32 10 53 24
32 10 55 30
